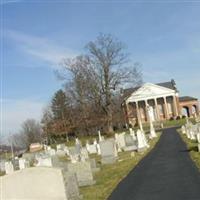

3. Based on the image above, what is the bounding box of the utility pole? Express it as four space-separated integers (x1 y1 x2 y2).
9 133 14 159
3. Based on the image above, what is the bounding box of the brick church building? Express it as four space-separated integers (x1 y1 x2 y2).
122 79 199 127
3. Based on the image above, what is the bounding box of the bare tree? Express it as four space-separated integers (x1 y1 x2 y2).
20 119 42 148
59 33 142 134
85 34 142 133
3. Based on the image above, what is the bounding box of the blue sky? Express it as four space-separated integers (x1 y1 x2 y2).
1 0 200 136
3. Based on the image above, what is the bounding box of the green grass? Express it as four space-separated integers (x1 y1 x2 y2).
80 133 161 200
179 130 200 170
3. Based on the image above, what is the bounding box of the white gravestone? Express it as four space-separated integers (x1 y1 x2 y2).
80 147 89 162
115 132 126 149
86 142 97 154
136 129 147 151
35 155 52 167
5 161 14 174
149 121 157 139
181 125 186 134
98 130 103 142
68 146 81 163
19 158 29 170
129 128 137 141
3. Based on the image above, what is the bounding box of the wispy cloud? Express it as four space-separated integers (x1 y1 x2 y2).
0 0 22 5
1 98 45 135
5 30 77 68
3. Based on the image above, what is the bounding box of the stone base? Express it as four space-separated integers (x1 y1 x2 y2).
101 156 117 164
92 167 100 173
137 147 146 152
78 180 96 187
123 145 137 152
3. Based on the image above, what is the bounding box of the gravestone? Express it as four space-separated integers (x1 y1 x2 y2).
11 158 20 170
22 152 36 163
142 131 149 148
129 128 137 141
56 143 65 151
136 129 147 152
56 149 66 157
100 138 118 164
98 130 103 142
149 121 157 139
19 158 30 170
68 146 81 163
0 167 81 200
86 142 97 154
123 134 137 151
5 161 14 174
115 132 126 149
35 155 52 167
62 172 81 200
181 125 186 134
48 148 56 156
89 158 100 172
0 159 6 172
80 147 89 162
68 161 95 186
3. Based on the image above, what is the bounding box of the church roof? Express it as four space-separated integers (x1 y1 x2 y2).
122 79 177 100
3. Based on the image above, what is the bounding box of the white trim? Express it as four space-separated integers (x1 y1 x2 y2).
126 83 177 103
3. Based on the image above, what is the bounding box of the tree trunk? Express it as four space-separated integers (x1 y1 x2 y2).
105 104 113 134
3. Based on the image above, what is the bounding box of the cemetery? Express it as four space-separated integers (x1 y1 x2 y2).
179 119 200 170
0 123 161 200
1 98 200 199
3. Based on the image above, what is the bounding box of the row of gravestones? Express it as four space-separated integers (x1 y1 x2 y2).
181 121 200 152
1 127 157 200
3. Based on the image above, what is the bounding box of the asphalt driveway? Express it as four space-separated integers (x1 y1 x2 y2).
108 127 200 200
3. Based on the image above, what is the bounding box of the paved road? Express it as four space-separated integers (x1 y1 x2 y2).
108 127 200 200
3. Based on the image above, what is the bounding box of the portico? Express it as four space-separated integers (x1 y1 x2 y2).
122 82 180 126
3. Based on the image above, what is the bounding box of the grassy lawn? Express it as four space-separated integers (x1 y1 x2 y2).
179 130 200 170
80 132 161 200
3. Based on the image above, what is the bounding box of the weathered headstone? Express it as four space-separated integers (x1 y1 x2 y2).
5 161 14 174
68 161 95 186
19 158 30 170
35 155 52 167
149 121 157 139
115 132 126 149
62 172 81 200
86 142 97 154
80 147 89 161
100 138 118 164
0 159 6 172
89 158 100 172
68 146 81 163
123 134 137 151
11 158 20 170
136 129 147 152
0 167 81 200
129 128 137 141
181 125 186 134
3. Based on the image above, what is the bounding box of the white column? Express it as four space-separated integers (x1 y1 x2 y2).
144 99 149 122
136 101 143 131
154 98 160 121
173 95 178 117
164 96 169 119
